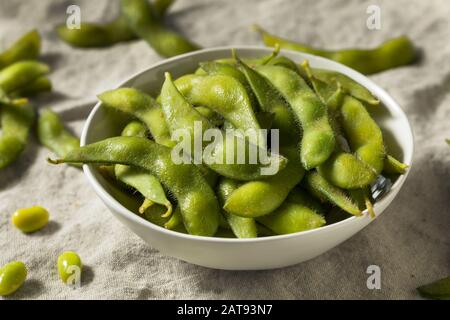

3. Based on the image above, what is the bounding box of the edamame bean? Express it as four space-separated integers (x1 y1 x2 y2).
57 251 82 285
303 171 361 216
57 16 136 48
0 103 35 169
0 61 49 93
256 65 335 169
417 276 450 300
37 108 80 158
98 88 174 147
254 25 416 75
48 136 220 236
173 74 265 147
121 0 199 57
217 178 257 238
0 30 41 69
11 206 49 233
223 147 304 217
236 56 299 145
0 261 27 296
339 96 385 174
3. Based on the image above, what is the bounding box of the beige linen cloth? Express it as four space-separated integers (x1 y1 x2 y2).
1 0 449 299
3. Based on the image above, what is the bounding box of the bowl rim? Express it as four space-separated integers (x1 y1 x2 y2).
81 45 414 243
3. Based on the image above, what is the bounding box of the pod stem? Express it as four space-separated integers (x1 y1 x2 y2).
161 203 173 218
139 199 154 214
365 196 376 219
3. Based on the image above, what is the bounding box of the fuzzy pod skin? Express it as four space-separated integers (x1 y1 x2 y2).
256 65 335 169
0 103 35 169
0 30 41 69
223 147 304 218
121 0 199 57
255 25 416 75
304 171 361 216
0 261 27 296
49 136 220 236
216 177 257 238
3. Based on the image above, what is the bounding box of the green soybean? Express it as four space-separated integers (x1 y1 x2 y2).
217 177 257 238
49 136 220 236
0 30 41 69
0 261 27 296
57 251 82 284
256 65 335 169
11 206 50 233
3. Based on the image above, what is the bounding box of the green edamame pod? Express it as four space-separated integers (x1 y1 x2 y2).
254 25 416 75
153 0 176 18
0 103 35 169
0 30 41 69
98 87 174 147
115 120 172 216
303 171 361 216
0 87 28 107
256 65 335 169
37 108 80 158
217 177 257 238
223 147 304 218
236 56 299 146
173 74 265 147
0 61 49 93
383 154 408 175
57 16 137 48
417 276 450 300
0 261 27 296
121 0 200 57
9 76 51 98
257 200 325 235
49 136 220 236
339 96 385 174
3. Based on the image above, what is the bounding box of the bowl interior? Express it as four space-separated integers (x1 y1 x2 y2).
81 46 414 240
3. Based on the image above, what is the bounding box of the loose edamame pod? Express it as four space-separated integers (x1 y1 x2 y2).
57 16 136 48
174 74 265 147
9 76 52 98
115 120 172 216
417 276 450 300
304 171 361 216
254 25 416 75
217 178 257 238
121 0 200 57
257 199 325 235
0 61 49 93
11 206 49 233
57 251 82 285
98 88 174 147
0 261 27 296
0 87 28 107
340 96 385 174
256 65 335 169
0 30 41 69
236 56 299 145
37 108 80 158
223 147 304 217
49 136 220 236
0 103 35 169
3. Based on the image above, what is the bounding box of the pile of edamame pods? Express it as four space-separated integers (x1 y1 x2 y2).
57 0 199 57
49 48 409 238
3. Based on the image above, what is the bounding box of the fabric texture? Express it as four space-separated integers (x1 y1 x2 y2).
0 0 449 299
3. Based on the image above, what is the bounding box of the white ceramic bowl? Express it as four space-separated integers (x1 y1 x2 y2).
81 46 414 270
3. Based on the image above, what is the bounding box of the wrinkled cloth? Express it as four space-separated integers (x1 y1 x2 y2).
0 0 449 300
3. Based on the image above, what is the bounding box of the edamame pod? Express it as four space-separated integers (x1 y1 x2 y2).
254 25 416 75
9 76 51 98
223 147 304 217
37 108 80 158
0 261 27 296
0 103 35 169
217 177 257 238
256 65 335 169
49 136 220 236
0 61 49 93
121 0 200 57
417 276 450 300
303 171 361 216
0 30 41 69
98 88 174 147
